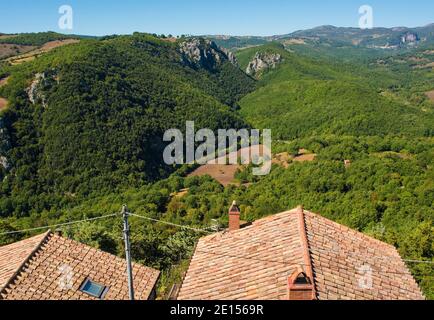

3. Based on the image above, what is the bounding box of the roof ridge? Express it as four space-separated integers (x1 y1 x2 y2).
296 206 317 300
0 230 52 298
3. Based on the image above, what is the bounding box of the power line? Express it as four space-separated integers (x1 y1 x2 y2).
128 212 434 266
127 213 212 234
404 259 434 265
0 213 118 236
1 210 433 270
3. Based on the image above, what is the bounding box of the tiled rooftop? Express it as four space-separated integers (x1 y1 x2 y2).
177 207 425 300
0 232 48 290
0 231 160 300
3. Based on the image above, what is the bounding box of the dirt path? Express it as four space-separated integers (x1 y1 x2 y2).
171 188 190 198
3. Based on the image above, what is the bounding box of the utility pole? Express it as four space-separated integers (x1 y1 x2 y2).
122 205 135 301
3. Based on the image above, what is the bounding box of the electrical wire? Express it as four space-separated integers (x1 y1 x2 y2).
0 213 118 236
128 213 434 278
127 213 212 234
1 211 433 271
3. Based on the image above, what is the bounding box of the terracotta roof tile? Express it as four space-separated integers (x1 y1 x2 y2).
304 210 424 300
0 232 160 300
178 210 305 300
177 208 425 300
0 232 49 290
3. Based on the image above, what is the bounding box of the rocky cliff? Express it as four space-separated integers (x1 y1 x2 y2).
246 52 283 76
178 39 238 70
0 116 10 171
401 32 419 45
26 69 58 108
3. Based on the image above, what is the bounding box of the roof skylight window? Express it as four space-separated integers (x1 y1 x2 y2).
80 278 108 299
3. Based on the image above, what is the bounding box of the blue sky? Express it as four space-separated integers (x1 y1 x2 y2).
1 0 433 36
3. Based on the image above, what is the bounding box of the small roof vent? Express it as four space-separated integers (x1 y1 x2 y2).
288 267 315 300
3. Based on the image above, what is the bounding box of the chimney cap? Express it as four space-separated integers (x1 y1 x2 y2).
229 200 240 214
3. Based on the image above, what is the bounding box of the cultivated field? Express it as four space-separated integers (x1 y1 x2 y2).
0 43 36 60
6 39 80 65
188 145 316 186
188 145 269 186
188 164 241 186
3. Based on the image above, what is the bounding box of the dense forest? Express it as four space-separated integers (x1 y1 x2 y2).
0 32 432 299
0 34 253 215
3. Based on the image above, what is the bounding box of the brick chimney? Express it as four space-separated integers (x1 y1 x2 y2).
288 267 315 300
228 201 240 231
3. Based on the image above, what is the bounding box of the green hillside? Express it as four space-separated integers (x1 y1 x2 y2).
236 42 354 82
0 34 254 216
236 43 434 139
240 79 434 139
0 31 433 299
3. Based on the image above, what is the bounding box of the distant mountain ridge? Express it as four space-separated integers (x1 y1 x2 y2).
207 23 434 51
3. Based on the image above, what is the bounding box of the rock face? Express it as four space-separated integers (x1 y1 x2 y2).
401 32 419 44
178 39 238 69
27 73 45 105
26 69 58 107
220 47 238 66
0 156 8 170
0 116 10 170
246 52 283 76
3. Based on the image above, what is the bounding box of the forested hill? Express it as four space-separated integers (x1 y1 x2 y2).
0 34 254 214
236 42 434 139
0 32 433 299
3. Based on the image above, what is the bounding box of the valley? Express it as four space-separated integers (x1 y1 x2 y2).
0 28 432 299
